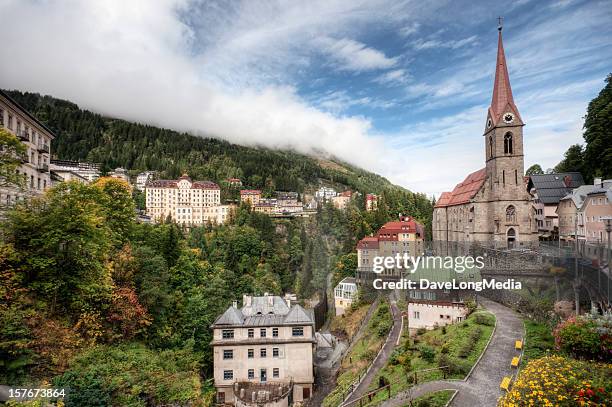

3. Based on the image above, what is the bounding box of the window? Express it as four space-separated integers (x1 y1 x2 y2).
248 349 254 358
260 328 266 338
506 206 516 223
260 348 267 357
0 108 3 127
440 314 444 319
223 349 233 360
273 368 279 378
504 132 513 154
489 135 493 158
272 328 278 337
292 327 304 337
223 370 233 380
273 347 279 357
413 311 420 319
248 369 254 379
221 329 234 339
248 328 254 338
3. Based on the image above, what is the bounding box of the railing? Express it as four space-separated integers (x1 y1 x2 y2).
38 144 50 153
17 130 29 141
37 163 49 172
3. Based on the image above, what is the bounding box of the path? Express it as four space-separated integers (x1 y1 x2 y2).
380 297 524 407
342 292 402 405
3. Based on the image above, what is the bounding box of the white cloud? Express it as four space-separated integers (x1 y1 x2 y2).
374 69 410 85
316 37 397 71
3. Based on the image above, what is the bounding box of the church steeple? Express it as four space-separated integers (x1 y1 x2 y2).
486 19 522 129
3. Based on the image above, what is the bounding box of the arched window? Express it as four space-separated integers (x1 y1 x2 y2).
504 132 513 154
489 135 493 158
506 205 516 223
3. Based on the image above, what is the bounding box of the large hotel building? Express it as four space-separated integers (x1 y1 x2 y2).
145 174 234 225
0 90 54 205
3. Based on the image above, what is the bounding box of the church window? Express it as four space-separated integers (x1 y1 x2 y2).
515 170 518 185
504 132 513 154
503 170 505 185
506 205 516 223
489 136 493 158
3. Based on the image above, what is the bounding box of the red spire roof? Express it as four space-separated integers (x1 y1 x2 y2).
488 28 522 124
434 168 487 208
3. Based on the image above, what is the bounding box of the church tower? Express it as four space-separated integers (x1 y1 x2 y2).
484 21 525 196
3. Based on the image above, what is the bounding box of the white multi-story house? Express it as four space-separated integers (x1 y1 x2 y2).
334 277 357 316
0 90 54 205
109 167 130 185
49 160 101 183
315 186 337 201
145 174 234 225
136 171 155 191
211 294 315 406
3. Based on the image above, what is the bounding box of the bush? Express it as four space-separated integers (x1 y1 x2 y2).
441 326 447 335
553 316 604 360
438 354 470 376
419 345 436 363
440 344 449 354
416 327 427 335
458 327 482 358
473 312 495 326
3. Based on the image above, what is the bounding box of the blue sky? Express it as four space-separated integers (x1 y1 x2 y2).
1 0 611 195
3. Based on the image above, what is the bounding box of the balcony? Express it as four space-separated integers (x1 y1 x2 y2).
37 163 49 173
17 130 29 142
38 144 50 154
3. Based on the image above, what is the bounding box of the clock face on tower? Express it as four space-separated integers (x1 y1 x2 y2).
503 113 514 124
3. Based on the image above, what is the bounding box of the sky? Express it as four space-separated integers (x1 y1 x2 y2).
1 0 611 196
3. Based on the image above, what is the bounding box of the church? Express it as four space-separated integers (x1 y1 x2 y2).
432 24 538 249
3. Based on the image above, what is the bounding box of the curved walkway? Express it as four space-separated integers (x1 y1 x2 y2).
342 292 402 405
381 297 524 407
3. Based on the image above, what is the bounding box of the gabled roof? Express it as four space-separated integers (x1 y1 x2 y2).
435 168 487 208
212 295 315 328
356 236 379 249
528 172 584 204
214 306 244 325
284 304 314 324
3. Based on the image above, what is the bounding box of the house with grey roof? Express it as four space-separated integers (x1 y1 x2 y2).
211 293 315 406
527 172 584 239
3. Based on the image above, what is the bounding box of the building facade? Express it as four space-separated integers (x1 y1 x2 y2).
365 194 378 212
145 174 234 225
433 26 538 249
211 294 315 405
356 215 425 281
0 90 54 205
49 160 101 183
408 301 468 333
315 186 336 201
334 277 357 316
241 190 262 206
136 171 155 191
332 190 352 210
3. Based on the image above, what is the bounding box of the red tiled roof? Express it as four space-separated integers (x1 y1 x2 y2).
366 194 377 200
338 190 352 197
240 190 262 195
356 236 379 249
435 168 486 208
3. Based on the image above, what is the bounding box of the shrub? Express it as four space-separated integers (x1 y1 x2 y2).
553 316 603 360
416 327 427 335
458 327 482 358
438 354 470 376
419 345 436 363
473 312 495 326
440 344 449 354
441 326 447 335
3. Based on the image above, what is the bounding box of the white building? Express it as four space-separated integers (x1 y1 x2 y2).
136 171 155 191
49 160 101 183
211 294 315 406
0 90 54 205
109 167 130 185
334 277 357 316
315 186 337 201
145 174 235 225
408 301 468 334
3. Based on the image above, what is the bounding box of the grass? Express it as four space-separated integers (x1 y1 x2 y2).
322 300 393 407
359 309 495 406
521 319 554 367
409 389 455 407
330 303 371 340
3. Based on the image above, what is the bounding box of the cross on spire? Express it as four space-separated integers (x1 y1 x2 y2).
498 16 503 31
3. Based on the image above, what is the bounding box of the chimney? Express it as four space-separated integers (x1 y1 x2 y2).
286 298 291 308
232 300 238 308
594 177 602 187
243 294 252 307
267 294 274 306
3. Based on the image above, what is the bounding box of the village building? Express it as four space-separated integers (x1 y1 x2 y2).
527 172 584 240
211 294 315 406
365 194 378 212
315 186 337 201
432 25 539 249
109 167 130 185
333 277 358 316
332 190 352 210
136 171 155 191
145 174 234 225
227 178 243 187
407 300 469 334
241 189 262 206
0 89 54 205
49 159 101 183
356 215 425 282
557 178 612 243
